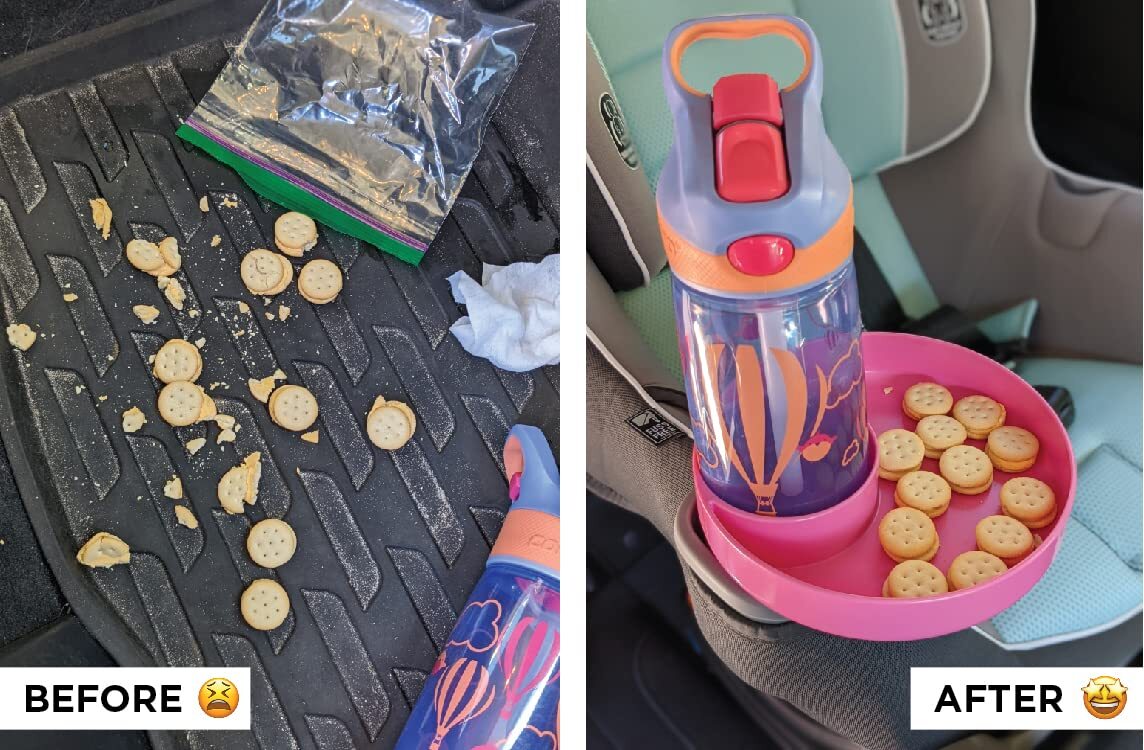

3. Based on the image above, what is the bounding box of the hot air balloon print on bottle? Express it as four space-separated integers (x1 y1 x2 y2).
428 658 497 750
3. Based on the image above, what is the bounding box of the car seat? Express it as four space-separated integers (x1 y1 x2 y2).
587 1 1142 747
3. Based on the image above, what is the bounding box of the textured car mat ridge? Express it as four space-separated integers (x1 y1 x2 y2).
0 1 558 748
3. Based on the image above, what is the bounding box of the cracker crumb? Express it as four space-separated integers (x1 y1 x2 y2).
174 505 199 529
278 305 290 321
217 428 236 444
188 309 200 318
220 195 238 208
238 301 250 314
234 329 245 337
301 430 319 444
883 386 894 395
263 297 271 306
161 277 185 310
98 395 108 402
89 198 112 241
7 323 36 351
265 313 274 321
63 292 79 302
210 234 222 247
133 304 160 324
163 476 183 500
148 355 156 364
194 337 206 349
199 196 209 213
186 437 206 455
157 276 170 290
121 406 146 433
74 385 83 394
248 377 276 403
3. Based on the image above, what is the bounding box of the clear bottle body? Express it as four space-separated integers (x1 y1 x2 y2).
395 561 560 750
674 261 868 515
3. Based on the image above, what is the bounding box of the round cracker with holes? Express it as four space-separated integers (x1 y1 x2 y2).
246 519 297 569
1000 476 1057 529
158 381 206 427
952 394 1006 439
274 212 318 257
298 259 343 304
882 559 948 598
241 249 290 295
987 426 1040 472
877 428 924 481
915 414 967 459
902 381 953 420
878 506 939 563
366 398 416 450
268 385 318 432
153 338 202 384
947 550 1007 591
240 578 290 631
975 514 1033 562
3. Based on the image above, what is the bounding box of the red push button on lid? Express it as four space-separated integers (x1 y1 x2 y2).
715 122 789 202
727 235 795 276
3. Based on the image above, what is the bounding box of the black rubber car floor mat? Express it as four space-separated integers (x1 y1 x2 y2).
0 1 558 748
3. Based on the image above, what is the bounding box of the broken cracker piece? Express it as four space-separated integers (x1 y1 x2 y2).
301 430 319 444
215 413 236 431
7 323 36 351
883 386 894 395
217 428 236 444
133 304 160 324
163 476 183 500
265 313 274 321
238 301 250 314
243 451 262 504
89 198 112 241
199 196 209 213
210 234 222 247
278 305 290 321
248 376 276 403
76 532 130 568
174 505 199 529
121 406 146 433
63 293 78 302
186 437 206 455
161 277 186 310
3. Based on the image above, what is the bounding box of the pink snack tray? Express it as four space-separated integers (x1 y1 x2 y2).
696 332 1077 641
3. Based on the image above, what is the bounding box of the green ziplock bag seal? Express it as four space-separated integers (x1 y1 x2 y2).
177 124 427 266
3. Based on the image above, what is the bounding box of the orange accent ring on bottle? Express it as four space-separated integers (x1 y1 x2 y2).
670 18 813 97
491 509 560 574
659 191 853 295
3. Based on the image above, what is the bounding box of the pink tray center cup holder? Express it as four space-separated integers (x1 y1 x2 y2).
695 431 879 568
693 332 1078 641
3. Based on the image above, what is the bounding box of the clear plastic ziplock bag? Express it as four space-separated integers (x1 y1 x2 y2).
177 0 534 265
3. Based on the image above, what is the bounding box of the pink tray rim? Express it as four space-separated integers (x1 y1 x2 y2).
696 331 1078 641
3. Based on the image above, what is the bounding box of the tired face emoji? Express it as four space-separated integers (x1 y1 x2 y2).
199 677 239 718
1082 676 1127 719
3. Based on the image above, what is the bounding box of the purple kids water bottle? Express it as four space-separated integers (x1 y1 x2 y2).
395 425 559 750
659 15 869 516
